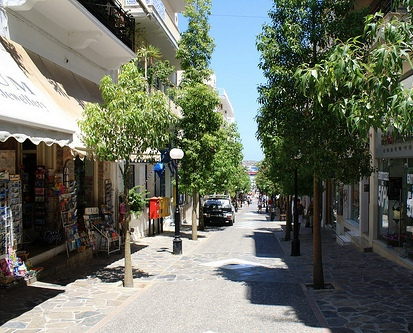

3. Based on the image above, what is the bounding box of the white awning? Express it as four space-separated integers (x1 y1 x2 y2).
0 36 103 152
0 37 77 142
0 120 72 146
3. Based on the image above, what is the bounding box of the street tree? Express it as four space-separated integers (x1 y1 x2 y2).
256 0 371 289
255 162 279 198
204 123 245 196
175 0 221 240
174 83 221 238
296 4 413 137
79 60 176 288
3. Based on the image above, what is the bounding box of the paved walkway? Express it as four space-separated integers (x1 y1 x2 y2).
93 206 324 333
0 223 214 333
276 225 413 333
1 203 413 332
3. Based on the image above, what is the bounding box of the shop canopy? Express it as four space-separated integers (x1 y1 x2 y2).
0 36 100 149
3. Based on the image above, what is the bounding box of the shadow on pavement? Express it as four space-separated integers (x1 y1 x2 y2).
39 243 149 286
0 284 63 325
0 243 151 325
214 229 322 329
91 266 150 283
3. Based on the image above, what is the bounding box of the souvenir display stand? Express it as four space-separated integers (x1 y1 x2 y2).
9 176 22 247
59 181 80 257
84 207 120 256
0 180 13 258
34 167 47 229
0 174 40 287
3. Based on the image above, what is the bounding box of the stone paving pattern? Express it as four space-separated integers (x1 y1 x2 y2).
0 226 215 333
1 203 413 332
275 225 413 333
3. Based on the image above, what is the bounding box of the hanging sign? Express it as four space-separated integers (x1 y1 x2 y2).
407 175 413 217
378 172 389 181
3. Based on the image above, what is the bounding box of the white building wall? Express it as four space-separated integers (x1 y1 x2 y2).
6 10 110 83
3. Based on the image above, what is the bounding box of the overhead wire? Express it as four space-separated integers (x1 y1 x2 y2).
211 14 268 19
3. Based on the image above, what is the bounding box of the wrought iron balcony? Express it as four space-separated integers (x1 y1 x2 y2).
77 0 135 50
369 0 404 15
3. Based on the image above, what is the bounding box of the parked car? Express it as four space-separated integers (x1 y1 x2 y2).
203 195 235 226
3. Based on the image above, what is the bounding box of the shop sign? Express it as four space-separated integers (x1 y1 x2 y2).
0 43 74 133
378 183 388 208
378 172 389 181
407 192 413 218
382 214 388 228
408 176 413 217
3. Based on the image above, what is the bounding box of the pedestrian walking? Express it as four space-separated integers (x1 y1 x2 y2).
306 200 313 227
297 199 304 226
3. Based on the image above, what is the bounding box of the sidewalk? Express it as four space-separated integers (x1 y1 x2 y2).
0 223 215 333
275 224 413 333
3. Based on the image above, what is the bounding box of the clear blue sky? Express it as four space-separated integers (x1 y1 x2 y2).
179 0 273 162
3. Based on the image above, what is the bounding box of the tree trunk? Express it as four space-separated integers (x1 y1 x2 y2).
123 216 133 287
192 190 198 240
122 161 134 288
285 195 292 241
326 179 332 225
312 175 324 289
198 194 204 231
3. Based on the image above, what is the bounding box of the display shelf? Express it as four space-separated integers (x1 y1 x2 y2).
85 208 120 256
0 180 13 256
9 177 22 248
34 167 47 228
59 181 79 257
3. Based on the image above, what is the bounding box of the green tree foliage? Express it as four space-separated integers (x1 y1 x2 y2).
296 6 413 137
255 162 279 196
175 0 222 238
256 0 370 289
204 123 247 196
256 0 371 186
136 45 175 92
79 60 176 287
176 0 215 84
175 83 222 195
233 166 251 195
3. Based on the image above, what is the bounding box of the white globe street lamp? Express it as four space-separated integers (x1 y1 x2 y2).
170 148 184 255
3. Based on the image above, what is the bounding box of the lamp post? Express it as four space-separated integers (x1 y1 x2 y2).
291 168 301 255
170 148 184 255
291 156 301 256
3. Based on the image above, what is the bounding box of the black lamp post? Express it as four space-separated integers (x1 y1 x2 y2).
291 165 301 256
170 148 184 255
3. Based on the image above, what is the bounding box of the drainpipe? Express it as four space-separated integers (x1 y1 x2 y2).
136 0 151 18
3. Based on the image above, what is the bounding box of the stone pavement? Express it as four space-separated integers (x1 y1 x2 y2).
1 204 413 332
0 222 215 333
275 224 413 333
93 207 325 333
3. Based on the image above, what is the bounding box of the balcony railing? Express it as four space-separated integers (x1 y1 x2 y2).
369 0 405 15
77 0 135 50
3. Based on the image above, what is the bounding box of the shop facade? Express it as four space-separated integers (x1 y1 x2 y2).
371 130 413 263
0 36 124 284
0 0 136 285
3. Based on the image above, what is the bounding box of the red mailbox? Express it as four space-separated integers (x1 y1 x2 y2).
149 197 160 219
